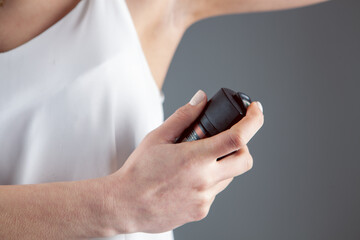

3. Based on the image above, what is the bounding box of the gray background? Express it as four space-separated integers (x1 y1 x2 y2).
162 0 360 239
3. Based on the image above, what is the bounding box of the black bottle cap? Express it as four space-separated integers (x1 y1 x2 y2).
199 88 252 136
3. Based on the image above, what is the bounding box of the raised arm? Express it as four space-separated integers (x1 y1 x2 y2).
180 0 329 25
125 0 329 89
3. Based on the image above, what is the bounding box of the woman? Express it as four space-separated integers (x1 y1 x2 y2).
0 0 326 239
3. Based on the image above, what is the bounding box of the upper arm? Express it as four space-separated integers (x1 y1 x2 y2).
181 0 329 25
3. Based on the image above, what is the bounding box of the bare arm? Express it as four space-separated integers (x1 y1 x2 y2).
0 177 126 239
126 0 329 90
0 0 329 87
181 0 329 24
0 93 264 238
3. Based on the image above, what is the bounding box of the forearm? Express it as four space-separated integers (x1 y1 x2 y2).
0 177 122 239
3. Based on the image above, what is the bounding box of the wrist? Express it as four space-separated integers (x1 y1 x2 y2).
99 170 139 235
71 177 117 238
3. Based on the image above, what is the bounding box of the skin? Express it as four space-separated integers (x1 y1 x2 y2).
125 0 329 89
0 0 327 238
0 0 81 54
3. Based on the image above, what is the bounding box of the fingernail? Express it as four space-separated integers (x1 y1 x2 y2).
256 101 263 113
189 90 205 106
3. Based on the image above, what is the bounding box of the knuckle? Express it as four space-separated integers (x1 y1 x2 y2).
232 148 254 174
193 204 209 221
195 176 211 191
174 107 192 122
228 132 246 149
143 129 156 141
189 193 213 221
202 193 213 205
246 153 254 170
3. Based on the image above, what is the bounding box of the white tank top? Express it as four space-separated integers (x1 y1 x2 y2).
0 1 173 239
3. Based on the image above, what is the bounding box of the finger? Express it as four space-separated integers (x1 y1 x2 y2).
214 145 253 181
155 90 207 143
191 101 264 159
209 177 234 196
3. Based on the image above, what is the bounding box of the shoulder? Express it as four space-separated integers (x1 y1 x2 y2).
0 0 80 53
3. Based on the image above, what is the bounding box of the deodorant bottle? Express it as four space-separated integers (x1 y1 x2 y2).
175 88 251 143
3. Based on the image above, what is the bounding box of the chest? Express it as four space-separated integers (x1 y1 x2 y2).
0 0 164 184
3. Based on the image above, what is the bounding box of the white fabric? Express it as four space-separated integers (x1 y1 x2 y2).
0 1 173 239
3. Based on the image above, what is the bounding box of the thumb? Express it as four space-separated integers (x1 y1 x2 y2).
157 90 207 143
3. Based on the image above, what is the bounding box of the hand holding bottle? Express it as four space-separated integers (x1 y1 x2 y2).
106 89 264 234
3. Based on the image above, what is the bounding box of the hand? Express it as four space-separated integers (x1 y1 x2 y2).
106 90 264 234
